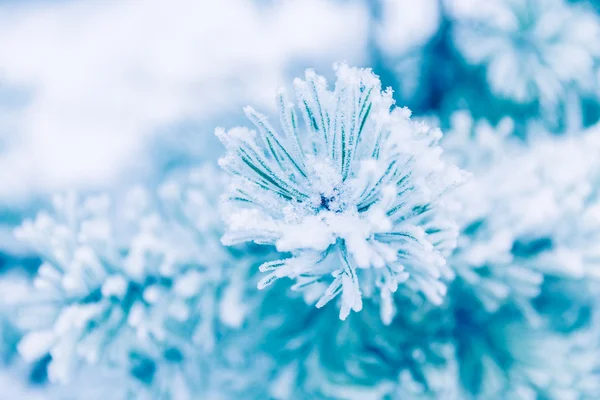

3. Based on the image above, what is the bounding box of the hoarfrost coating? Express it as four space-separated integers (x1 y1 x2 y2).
446 0 600 118
10 166 259 396
217 64 467 323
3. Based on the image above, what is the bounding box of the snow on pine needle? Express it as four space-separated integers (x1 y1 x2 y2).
11 165 250 390
216 63 467 323
444 112 600 319
445 0 600 120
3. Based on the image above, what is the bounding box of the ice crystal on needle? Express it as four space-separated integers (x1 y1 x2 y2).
217 64 466 322
11 166 251 392
444 113 600 318
446 0 600 118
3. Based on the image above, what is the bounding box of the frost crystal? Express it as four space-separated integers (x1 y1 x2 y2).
445 113 600 317
217 63 466 322
441 116 600 397
446 0 600 117
12 165 252 393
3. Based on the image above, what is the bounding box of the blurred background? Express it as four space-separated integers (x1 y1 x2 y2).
0 0 599 397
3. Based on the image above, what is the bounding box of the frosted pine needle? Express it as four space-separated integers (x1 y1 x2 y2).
11 166 251 392
217 63 467 323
